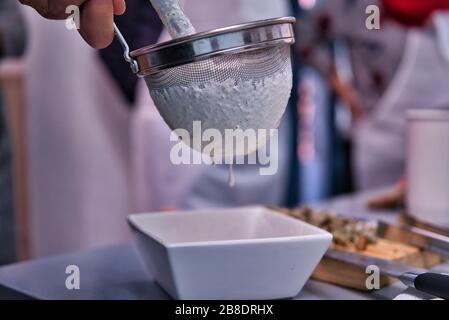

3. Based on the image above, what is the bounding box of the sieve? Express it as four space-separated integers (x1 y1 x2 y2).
114 16 296 159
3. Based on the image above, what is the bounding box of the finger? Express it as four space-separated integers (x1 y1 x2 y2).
113 0 126 15
79 0 115 49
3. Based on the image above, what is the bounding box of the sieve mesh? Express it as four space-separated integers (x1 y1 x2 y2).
146 44 291 90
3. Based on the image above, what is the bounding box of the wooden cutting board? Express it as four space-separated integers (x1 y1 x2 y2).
312 239 443 290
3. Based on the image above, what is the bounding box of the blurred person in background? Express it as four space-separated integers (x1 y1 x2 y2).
355 0 449 190
0 0 27 265
21 1 162 258
296 0 449 192
295 0 407 194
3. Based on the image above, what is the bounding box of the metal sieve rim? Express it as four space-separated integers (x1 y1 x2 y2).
130 16 296 76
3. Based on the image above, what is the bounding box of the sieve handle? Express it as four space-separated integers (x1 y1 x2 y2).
114 23 140 74
149 0 196 38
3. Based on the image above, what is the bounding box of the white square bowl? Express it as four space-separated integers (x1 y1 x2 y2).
128 206 332 300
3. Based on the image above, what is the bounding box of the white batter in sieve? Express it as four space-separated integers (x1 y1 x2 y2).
115 2 295 186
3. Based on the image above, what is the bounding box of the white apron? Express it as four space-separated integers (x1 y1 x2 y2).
354 13 449 190
24 9 133 258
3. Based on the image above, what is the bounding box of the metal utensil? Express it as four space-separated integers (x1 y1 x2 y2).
326 249 449 300
113 16 295 158
400 213 449 238
148 0 196 38
377 221 449 257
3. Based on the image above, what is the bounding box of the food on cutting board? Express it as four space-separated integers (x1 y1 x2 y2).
284 207 378 251
275 206 444 291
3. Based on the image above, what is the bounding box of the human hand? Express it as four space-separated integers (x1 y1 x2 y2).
18 0 126 48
